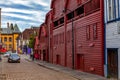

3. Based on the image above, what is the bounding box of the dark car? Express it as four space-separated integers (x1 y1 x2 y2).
8 53 20 63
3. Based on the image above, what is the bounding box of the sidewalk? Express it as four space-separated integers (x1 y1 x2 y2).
24 55 117 80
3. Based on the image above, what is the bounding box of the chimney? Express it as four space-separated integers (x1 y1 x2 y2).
7 22 9 28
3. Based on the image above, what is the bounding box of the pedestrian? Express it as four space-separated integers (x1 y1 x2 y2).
31 49 34 61
0 55 2 62
32 53 34 61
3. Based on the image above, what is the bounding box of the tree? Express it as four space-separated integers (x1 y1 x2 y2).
28 34 35 49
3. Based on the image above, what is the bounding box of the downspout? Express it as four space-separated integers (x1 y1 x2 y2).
103 0 108 77
100 0 105 76
64 12 67 66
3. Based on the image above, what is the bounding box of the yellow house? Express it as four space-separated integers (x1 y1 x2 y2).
0 23 21 51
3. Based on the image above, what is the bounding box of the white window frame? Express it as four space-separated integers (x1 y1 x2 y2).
107 0 117 21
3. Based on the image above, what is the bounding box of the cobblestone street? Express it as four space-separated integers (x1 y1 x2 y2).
0 55 78 80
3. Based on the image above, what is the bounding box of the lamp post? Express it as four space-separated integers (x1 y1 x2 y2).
63 8 74 69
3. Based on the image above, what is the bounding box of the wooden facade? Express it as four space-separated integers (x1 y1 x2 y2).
48 0 104 76
37 0 104 76
38 23 49 61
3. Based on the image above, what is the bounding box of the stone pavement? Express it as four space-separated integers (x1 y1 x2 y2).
24 54 117 80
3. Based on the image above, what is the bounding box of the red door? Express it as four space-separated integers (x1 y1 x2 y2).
43 50 46 61
77 54 84 71
56 55 60 65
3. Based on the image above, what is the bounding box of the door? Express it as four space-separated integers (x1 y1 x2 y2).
43 50 46 61
77 54 84 71
56 55 60 65
107 49 118 78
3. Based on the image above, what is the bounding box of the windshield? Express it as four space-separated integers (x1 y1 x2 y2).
10 54 19 57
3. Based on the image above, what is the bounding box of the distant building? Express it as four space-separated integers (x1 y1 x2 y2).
20 27 39 54
38 23 49 61
0 23 21 51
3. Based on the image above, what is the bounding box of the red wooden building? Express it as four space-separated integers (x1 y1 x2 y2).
47 0 104 76
38 23 49 61
34 36 39 59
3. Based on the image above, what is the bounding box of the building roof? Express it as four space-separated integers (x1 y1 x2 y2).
1 26 21 34
22 27 39 40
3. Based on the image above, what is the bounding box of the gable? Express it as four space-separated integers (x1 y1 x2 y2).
38 24 47 39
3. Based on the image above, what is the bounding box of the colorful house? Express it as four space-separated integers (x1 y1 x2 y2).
0 23 21 51
104 0 120 78
48 0 104 76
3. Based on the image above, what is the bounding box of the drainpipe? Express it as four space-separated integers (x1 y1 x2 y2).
63 8 74 69
100 0 105 76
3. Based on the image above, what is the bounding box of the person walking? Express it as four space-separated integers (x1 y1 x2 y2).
31 48 34 61
0 55 2 61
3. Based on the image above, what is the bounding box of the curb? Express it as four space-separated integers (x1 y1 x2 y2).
25 58 81 80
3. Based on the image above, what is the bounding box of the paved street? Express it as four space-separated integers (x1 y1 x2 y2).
0 55 78 80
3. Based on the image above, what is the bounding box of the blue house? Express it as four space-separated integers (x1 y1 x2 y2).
104 0 120 79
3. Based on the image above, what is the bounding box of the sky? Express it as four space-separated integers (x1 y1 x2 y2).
0 0 51 32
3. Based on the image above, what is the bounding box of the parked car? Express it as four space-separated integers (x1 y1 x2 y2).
3 51 12 57
8 53 20 63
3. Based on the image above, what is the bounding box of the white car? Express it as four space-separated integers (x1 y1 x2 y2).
3 51 12 57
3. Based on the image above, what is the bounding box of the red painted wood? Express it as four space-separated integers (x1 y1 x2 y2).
46 0 104 76
38 23 49 62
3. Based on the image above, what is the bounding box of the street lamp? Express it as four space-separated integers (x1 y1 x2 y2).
63 8 74 69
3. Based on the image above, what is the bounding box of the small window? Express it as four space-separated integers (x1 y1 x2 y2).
4 37 7 42
9 44 12 49
93 23 97 39
54 21 59 27
86 26 90 40
67 11 74 20
75 6 84 16
9 37 12 42
60 17 64 24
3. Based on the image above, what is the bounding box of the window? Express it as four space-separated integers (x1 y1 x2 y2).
67 11 74 20
9 44 12 49
9 37 12 42
59 17 64 24
75 6 84 16
4 37 7 42
54 21 59 27
107 0 118 21
86 26 90 40
93 23 97 39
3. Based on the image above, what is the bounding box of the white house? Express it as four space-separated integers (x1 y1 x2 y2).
104 0 120 79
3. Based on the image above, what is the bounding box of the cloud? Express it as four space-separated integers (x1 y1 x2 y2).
0 0 51 31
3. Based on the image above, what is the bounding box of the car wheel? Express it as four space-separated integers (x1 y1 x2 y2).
8 60 10 63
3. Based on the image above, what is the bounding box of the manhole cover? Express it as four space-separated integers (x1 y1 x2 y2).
0 74 6 80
